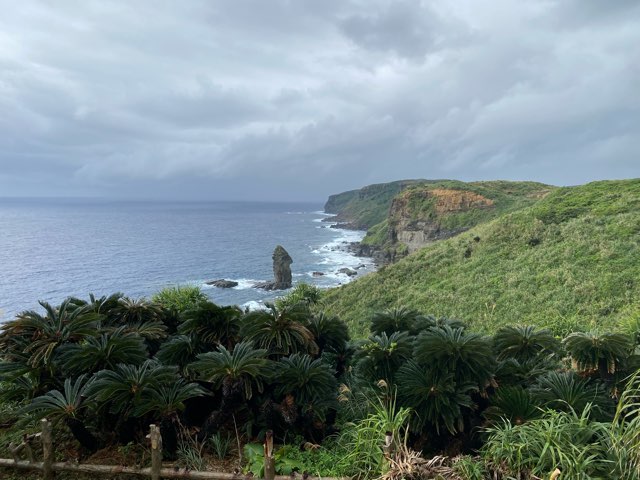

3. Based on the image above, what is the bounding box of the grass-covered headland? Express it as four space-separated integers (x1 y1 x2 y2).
323 179 640 337
1 284 640 479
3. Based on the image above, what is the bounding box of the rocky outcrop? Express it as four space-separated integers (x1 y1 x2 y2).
389 188 495 254
254 245 293 290
337 267 357 277
206 279 238 288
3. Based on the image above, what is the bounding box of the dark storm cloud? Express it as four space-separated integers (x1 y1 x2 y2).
339 1 442 59
0 0 638 200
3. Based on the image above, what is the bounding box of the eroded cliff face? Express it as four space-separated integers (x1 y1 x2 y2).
389 188 495 253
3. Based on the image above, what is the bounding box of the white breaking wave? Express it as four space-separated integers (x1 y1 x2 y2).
241 300 268 311
233 278 264 290
306 222 376 287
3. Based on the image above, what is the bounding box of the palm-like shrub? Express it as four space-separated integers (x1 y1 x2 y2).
1 299 99 368
155 334 203 372
106 297 168 345
23 375 98 451
414 326 495 389
111 297 163 325
370 307 421 336
179 301 241 349
305 312 350 354
563 331 633 378
494 355 560 387
87 360 179 416
355 331 413 385
84 292 125 316
483 386 542 425
240 304 317 356
273 353 337 423
57 327 149 376
531 371 613 419
396 360 477 434
412 315 467 334
189 341 271 401
133 379 206 418
0 337 47 396
23 374 90 421
493 325 561 362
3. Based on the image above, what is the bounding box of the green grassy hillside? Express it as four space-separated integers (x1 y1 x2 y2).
322 179 640 337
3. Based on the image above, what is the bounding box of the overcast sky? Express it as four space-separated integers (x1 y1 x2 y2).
0 0 638 201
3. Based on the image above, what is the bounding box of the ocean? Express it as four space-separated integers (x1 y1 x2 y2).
0 198 375 321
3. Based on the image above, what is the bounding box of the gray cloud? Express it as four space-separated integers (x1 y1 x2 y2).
0 0 638 201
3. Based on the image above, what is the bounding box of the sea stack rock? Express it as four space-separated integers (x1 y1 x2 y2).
272 245 293 289
254 245 293 290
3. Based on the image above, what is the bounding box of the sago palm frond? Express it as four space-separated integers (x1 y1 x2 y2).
189 341 271 400
564 331 633 377
493 325 561 362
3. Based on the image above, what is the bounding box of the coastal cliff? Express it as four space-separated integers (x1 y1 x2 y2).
326 179 553 264
321 179 640 335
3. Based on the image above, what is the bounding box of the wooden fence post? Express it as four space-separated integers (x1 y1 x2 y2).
263 430 275 480
41 418 53 480
149 424 162 480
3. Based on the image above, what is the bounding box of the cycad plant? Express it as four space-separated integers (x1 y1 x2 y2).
155 334 203 373
179 301 242 349
563 331 633 379
133 378 207 457
1 299 99 369
305 312 350 354
57 327 149 376
370 307 421 336
272 353 337 424
189 341 272 435
493 325 561 362
355 331 413 385
396 360 477 435
189 341 271 401
87 360 178 418
240 304 317 356
23 375 98 452
413 325 495 390
483 386 542 425
531 371 613 419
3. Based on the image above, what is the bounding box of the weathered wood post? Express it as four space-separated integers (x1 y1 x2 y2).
263 430 275 480
41 418 54 480
149 424 163 480
23 433 36 463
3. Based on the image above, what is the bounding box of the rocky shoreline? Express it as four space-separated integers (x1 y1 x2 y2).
321 216 388 266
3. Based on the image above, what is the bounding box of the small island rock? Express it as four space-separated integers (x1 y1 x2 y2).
206 279 238 288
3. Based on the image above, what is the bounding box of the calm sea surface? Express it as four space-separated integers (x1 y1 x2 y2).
0 199 374 321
